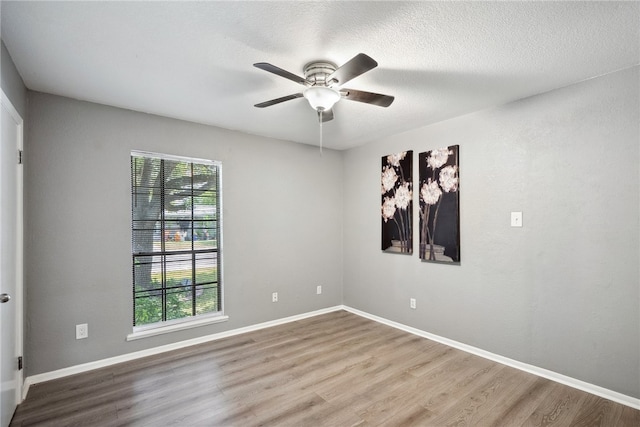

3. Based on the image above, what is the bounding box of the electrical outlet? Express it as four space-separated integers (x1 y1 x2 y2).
272 292 278 303
76 323 88 339
316 285 322 295
410 298 416 310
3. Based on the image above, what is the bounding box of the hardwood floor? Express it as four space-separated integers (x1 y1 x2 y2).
10 311 640 426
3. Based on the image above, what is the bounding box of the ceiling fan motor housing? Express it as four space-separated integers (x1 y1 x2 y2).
303 62 338 87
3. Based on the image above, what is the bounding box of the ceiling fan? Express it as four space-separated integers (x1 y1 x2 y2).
253 53 394 123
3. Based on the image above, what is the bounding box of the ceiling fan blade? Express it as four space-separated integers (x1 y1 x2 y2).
342 89 394 107
254 93 303 108
328 53 378 85
253 62 307 85
318 108 334 123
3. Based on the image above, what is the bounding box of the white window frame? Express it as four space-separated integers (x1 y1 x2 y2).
127 151 226 341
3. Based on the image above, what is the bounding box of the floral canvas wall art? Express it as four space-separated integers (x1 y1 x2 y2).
381 151 413 254
419 146 460 263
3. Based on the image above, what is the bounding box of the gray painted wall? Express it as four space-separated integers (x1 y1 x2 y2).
343 66 640 398
25 92 343 376
1 39 27 118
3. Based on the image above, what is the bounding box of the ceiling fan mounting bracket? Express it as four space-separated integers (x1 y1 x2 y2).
303 61 337 87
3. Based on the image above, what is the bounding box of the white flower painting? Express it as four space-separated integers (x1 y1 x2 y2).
381 151 413 254
419 145 460 263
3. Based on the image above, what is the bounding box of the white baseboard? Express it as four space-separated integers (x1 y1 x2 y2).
343 305 640 410
23 304 640 410
22 305 343 399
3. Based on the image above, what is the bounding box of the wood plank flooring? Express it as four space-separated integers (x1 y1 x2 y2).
10 310 640 426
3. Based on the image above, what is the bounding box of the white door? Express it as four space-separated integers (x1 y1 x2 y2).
0 91 23 427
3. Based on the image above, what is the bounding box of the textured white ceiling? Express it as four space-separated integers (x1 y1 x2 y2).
2 1 638 150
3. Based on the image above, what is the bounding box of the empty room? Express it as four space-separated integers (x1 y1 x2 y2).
0 1 639 426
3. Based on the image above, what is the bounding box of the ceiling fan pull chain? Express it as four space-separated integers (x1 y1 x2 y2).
319 110 323 156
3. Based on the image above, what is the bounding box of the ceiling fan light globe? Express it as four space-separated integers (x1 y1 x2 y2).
303 87 341 111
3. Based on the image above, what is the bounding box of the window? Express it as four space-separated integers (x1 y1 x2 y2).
131 151 222 329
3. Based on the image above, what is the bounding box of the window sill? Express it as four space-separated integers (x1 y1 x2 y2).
126 314 229 341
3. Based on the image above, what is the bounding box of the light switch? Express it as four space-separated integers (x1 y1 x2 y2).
511 212 523 227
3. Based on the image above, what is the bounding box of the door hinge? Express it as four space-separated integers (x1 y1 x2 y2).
18 356 23 370
18 150 23 165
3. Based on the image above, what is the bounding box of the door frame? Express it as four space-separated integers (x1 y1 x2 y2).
1 89 24 407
